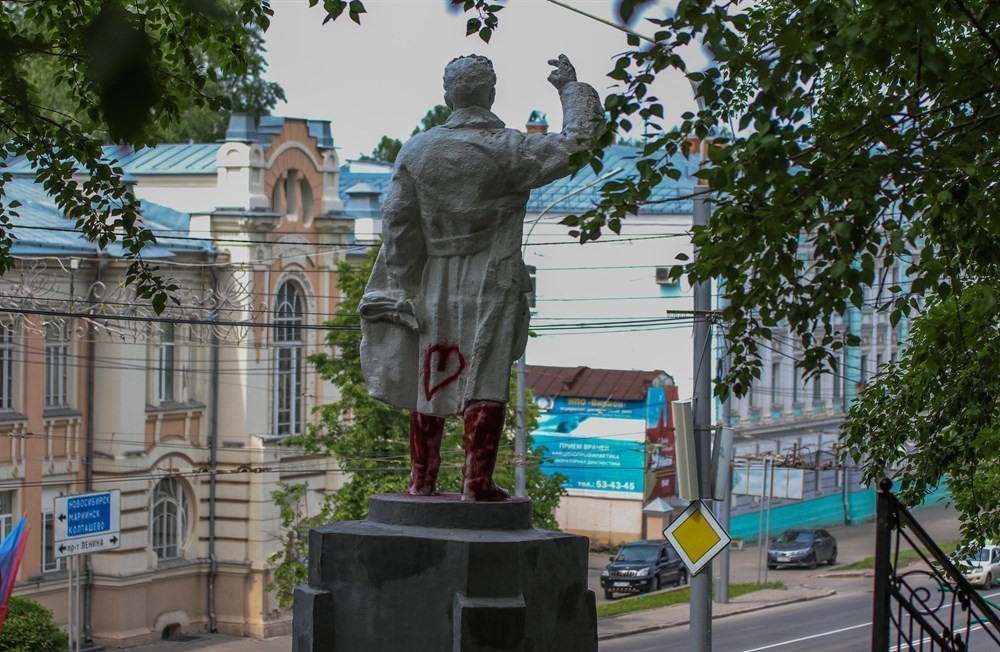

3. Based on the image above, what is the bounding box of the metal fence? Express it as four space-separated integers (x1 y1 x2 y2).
872 478 1000 650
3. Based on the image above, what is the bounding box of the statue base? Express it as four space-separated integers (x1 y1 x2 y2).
292 493 597 652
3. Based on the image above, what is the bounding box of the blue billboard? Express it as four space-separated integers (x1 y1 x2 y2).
531 416 645 496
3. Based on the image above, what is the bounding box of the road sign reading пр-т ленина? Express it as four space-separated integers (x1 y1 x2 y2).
662 499 731 576
53 490 121 558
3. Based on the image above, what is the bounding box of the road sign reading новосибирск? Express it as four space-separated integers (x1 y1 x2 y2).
53 490 121 558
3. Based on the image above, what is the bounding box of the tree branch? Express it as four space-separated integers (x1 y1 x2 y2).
950 0 1000 59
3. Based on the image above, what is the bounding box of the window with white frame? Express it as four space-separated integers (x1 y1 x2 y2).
0 491 12 541
151 477 189 560
0 322 14 412
273 282 304 436
41 511 63 572
158 322 176 403
44 319 70 409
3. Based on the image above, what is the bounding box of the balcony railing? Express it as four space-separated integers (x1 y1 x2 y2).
872 478 1000 650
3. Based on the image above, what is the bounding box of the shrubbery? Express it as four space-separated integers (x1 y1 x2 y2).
0 597 67 652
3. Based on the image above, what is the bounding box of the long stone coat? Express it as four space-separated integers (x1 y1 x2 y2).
360 81 602 416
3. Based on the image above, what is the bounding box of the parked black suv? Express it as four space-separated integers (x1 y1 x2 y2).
600 539 688 600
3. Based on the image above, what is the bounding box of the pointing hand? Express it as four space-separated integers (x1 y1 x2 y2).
547 54 577 90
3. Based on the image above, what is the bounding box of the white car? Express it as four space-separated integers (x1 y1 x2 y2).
957 545 1000 588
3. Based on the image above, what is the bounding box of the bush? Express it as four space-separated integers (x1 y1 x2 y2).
0 597 67 652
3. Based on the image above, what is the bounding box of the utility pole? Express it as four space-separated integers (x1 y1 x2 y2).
689 182 713 651
515 353 527 498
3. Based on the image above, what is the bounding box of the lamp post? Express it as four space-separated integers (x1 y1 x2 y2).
689 174 714 652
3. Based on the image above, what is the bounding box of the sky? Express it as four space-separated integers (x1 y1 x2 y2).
263 0 704 161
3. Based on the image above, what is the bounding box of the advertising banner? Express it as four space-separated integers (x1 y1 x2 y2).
546 396 647 419
531 417 645 497
644 384 680 503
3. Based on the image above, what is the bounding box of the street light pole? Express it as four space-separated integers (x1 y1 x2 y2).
689 182 714 651
515 353 527 497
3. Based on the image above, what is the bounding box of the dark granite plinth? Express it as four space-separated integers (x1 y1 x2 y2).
368 493 533 530
292 493 597 652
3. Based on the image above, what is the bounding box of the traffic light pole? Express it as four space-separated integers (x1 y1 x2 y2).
689 185 714 651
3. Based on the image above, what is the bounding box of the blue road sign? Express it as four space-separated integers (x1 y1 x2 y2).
53 490 121 557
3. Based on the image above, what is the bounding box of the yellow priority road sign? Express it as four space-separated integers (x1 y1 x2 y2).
662 499 731 576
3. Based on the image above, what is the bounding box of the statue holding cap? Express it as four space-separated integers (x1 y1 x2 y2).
359 53 602 501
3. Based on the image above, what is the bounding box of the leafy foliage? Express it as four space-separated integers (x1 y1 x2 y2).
157 26 286 143
362 136 403 166
578 0 1000 541
0 0 278 311
18 13 283 144
0 597 68 652
265 481 335 608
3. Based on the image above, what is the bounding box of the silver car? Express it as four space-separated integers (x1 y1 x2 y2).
767 528 838 569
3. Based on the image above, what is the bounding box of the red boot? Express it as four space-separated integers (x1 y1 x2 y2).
461 401 510 502
409 411 445 495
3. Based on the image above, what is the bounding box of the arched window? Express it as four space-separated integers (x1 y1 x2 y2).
273 167 316 224
150 478 189 560
273 282 304 436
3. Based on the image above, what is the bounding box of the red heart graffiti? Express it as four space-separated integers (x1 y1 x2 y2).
422 344 466 400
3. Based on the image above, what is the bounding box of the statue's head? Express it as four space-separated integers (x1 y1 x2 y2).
443 55 496 110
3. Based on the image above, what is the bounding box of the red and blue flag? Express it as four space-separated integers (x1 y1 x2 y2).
0 516 29 636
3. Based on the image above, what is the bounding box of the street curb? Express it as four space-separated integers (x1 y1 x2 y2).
595 588 838 641
815 569 873 578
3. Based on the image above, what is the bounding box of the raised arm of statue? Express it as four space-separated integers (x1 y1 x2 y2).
510 54 603 191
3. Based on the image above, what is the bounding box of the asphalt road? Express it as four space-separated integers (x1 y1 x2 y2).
600 581 1000 651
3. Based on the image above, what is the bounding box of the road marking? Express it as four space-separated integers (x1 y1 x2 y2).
889 624 986 652
737 588 1000 652
738 622 870 651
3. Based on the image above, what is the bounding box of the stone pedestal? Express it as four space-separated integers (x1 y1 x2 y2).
292 494 597 652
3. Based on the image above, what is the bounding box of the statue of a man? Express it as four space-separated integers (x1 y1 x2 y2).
359 54 602 501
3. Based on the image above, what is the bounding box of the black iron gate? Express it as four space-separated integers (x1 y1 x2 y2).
872 478 1000 650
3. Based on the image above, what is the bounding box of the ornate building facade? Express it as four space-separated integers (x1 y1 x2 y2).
2 115 356 646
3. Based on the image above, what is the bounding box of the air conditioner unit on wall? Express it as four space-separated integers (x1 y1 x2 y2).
655 267 679 286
